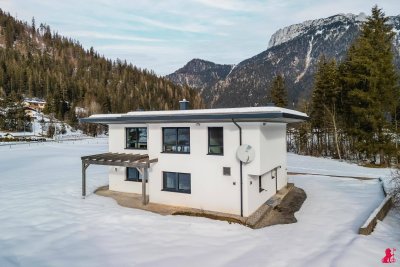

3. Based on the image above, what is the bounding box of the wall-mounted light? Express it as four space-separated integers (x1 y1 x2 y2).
114 167 118 172
196 122 201 126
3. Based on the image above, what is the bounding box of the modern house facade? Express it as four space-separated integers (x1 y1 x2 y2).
82 103 308 217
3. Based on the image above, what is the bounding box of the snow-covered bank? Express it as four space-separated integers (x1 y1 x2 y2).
0 141 398 267
287 153 392 178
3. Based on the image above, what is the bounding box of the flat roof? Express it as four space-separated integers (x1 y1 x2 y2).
80 106 308 124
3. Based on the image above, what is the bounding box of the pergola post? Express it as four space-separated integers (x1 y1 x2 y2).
82 162 89 198
142 167 148 205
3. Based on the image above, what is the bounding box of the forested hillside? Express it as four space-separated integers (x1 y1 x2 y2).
0 9 204 126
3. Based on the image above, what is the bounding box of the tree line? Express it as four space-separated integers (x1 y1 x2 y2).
269 6 399 166
0 9 204 135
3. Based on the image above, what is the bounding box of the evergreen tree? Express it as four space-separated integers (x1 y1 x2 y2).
31 17 36 35
311 56 341 158
268 74 288 107
339 6 399 165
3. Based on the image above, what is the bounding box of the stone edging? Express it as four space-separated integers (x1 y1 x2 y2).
359 194 392 235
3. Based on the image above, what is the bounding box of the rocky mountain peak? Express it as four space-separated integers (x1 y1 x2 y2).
168 13 400 108
267 12 368 49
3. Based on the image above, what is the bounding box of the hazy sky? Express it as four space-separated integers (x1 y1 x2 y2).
1 0 399 75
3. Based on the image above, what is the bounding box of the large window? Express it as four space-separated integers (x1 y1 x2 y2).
163 172 191 194
126 167 147 182
126 127 147 149
208 127 223 155
162 127 190 153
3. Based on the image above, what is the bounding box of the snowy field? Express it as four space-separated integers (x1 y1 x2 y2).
0 140 399 267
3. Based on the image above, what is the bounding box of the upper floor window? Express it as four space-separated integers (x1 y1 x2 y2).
208 127 223 155
126 127 147 149
162 127 190 153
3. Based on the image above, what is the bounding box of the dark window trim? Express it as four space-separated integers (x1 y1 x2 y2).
125 167 148 183
162 127 190 154
259 176 264 193
208 127 223 156
162 171 191 194
161 151 191 154
125 127 148 150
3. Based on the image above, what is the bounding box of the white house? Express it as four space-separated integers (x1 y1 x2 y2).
81 101 308 217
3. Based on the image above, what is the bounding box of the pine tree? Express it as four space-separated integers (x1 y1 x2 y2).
339 6 399 165
311 56 341 158
31 17 36 35
268 74 288 107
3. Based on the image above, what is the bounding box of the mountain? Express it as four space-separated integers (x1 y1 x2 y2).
0 9 204 126
166 59 234 104
167 13 400 108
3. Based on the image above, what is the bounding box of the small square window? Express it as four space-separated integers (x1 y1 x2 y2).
126 167 141 182
126 128 147 149
162 127 190 153
126 168 147 183
223 167 231 176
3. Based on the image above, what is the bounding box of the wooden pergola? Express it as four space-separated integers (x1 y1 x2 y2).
81 153 158 205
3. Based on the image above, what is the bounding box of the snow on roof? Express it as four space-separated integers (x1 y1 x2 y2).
89 106 305 118
82 106 308 124
23 97 46 104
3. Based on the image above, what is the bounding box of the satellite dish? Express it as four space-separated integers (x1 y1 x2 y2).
236 144 255 164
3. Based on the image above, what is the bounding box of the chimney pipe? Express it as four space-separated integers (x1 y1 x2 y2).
179 99 190 110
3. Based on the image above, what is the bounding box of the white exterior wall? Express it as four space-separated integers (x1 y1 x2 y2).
243 123 287 216
108 122 287 217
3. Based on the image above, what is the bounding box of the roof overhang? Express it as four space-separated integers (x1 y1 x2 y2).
80 107 309 125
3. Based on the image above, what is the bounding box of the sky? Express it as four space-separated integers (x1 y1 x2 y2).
1 0 399 75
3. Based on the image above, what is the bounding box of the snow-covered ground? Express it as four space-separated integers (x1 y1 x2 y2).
0 110 84 139
0 141 398 267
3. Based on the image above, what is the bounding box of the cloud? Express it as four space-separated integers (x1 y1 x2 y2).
193 0 260 12
61 31 164 43
126 15 208 33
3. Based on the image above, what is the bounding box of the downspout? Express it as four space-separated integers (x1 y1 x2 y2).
232 119 243 217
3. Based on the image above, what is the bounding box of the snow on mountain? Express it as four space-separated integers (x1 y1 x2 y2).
168 12 400 108
268 13 367 49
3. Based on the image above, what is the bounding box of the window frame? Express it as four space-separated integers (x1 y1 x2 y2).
208 127 224 155
162 127 190 154
125 127 148 150
125 167 140 182
162 171 191 194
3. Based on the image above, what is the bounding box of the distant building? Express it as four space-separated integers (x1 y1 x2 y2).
24 107 38 119
23 98 46 112
75 106 88 117
4 133 14 139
